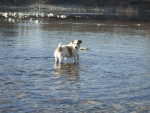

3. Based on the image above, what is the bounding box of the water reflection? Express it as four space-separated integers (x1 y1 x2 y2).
39 18 150 36
54 63 80 76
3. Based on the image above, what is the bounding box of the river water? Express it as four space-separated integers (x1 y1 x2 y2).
0 9 150 112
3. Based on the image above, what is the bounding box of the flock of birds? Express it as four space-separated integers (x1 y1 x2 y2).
0 12 68 23
0 12 141 27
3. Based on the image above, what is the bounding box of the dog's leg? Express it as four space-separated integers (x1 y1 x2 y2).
58 56 64 64
77 54 79 60
73 55 78 63
55 57 59 63
59 59 64 64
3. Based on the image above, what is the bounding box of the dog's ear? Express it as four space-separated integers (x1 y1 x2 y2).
78 40 82 44
71 40 75 44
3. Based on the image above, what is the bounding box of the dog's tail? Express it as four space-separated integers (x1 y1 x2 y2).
57 43 62 52
58 43 62 47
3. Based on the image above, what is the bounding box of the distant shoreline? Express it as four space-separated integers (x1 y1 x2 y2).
0 4 150 13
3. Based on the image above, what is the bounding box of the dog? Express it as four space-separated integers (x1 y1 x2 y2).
54 40 82 64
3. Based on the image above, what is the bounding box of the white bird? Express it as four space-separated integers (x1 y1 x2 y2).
4 12 8 18
40 13 45 17
12 19 15 22
13 12 18 17
8 18 12 22
47 13 54 17
24 16 28 18
57 15 60 18
60 15 67 18
36 13 39 17
35 20 40 23
8 12 12 16
137 24 141 26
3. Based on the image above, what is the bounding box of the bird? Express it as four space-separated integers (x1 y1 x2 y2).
137 24 141 26
35 20 40 23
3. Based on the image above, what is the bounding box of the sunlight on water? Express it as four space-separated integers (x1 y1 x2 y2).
0 10 150 112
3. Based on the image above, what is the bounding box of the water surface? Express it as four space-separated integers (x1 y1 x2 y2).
0 11 150 112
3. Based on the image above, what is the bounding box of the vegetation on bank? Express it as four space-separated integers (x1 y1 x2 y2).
0 0 150 12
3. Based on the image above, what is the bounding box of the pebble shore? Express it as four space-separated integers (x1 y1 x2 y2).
0 4 150 13
0 4 117 12
0 3 150 13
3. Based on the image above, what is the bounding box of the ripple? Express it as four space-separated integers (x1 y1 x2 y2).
0 11 150 112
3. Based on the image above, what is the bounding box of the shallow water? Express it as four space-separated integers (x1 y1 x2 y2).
0 10 150 112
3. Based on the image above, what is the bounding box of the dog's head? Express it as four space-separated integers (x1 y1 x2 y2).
71 40 82 50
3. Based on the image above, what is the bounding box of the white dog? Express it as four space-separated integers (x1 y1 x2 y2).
54 40 82 64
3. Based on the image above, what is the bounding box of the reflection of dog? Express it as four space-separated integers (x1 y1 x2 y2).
54 40 82 64
54 63 79 76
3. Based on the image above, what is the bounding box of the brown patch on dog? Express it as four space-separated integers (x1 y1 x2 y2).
77 40 82 44
57 46 62 52
66 46 72 56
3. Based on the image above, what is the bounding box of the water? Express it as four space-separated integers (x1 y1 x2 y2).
0 10 150 112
